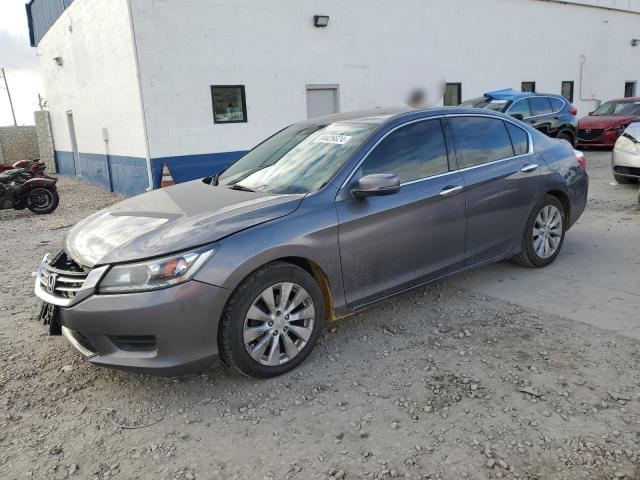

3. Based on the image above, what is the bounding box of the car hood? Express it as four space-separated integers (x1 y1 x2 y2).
578 115 637 129
65 180 303 267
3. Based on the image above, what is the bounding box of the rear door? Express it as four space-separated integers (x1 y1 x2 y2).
447 115 540 265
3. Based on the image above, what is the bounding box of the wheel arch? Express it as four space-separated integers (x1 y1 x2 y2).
545 189 571 228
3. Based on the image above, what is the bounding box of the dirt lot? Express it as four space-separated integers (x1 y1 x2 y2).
1 154 639 480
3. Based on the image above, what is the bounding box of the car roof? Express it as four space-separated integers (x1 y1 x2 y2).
304 107 415 125
605 97 640 103
483 88 565 102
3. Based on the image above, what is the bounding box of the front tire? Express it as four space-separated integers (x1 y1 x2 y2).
219 262 325 378
27 187 59 214
512 195 566 268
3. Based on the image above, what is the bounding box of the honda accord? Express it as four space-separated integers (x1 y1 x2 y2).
35 107 589 378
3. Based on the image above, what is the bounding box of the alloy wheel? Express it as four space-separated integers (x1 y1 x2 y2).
29 189 53 211
532 205 563 259
243 282 315 366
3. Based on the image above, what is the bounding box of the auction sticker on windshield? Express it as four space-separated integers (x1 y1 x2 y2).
313 135 352 145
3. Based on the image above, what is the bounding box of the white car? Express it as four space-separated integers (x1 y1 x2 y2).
612 122 640 184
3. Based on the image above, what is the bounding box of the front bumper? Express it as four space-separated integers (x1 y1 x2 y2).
612 148 640 179
576 129 619 148
35 255 230 376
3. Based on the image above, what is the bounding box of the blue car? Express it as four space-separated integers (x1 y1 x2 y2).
460 89 578 146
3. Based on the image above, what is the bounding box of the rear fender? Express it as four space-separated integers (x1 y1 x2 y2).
17 176 57 194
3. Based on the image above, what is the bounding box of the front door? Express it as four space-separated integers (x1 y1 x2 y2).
447 115 540 265
336 118 466 307
306 85 339 119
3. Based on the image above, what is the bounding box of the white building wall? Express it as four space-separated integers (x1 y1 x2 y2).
132 0 640 160
37 0 147 172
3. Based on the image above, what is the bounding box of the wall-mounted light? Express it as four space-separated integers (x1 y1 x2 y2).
53 56 63 66
632 39 640 47
314 15 329 28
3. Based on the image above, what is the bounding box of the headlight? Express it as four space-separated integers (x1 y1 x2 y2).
98 247 215 293
615 135 638 154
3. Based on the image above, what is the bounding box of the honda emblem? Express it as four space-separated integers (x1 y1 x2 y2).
47 273 58 293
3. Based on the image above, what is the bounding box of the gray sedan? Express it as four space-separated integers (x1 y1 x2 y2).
35 107 589 378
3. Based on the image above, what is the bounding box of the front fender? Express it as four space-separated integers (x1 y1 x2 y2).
193 199 347 315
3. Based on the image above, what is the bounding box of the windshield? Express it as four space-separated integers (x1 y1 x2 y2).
458 97 510 112
593 101 640 116
217 122 376 194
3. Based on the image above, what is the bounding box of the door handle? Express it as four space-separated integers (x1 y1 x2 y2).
520 163 538 173
439 185 464 196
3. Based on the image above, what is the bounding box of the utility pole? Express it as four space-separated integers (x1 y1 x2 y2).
1 68 18 126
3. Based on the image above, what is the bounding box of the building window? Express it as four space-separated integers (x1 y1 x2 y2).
444 83 462 106
521 82 536 93
561 81 574 102
211 85 247 124
624 81 637 98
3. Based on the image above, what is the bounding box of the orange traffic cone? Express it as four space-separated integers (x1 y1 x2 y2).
160 162 175 188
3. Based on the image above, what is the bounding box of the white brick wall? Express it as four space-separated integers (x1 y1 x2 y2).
37 0 146 159
131 0 640 159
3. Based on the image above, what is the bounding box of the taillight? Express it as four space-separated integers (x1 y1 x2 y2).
574 149 586 170
569 106 578 116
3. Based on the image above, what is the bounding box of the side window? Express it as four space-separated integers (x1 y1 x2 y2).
528 97 553 116
549 97 564 112
506 123 529 156
509 99 531 118
449 117 514 169
361 119 449 183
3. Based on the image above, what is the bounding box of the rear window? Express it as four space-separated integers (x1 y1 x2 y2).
529 97 553 116
549 97 564 112
449 117 514 168
506 123 529 156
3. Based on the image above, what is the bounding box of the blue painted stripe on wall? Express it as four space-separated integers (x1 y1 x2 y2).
55 150 76 176
151 151 246 189
54 151 148 197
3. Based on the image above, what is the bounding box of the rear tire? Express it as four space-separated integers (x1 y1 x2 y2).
219 262 325 378
613 173 638 185
27 187 59 214
512 194 566 268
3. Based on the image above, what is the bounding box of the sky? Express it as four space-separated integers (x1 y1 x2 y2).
0 0 42 126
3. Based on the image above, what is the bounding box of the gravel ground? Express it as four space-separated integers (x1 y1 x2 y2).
1 175 639 480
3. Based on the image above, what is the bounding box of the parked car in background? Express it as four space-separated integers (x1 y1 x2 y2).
34 107 588 378
459 89 578 145
577 97 640 148
612 122 640 184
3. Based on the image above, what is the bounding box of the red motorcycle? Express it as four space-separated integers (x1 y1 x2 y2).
0 159 47 178
0 168 59 214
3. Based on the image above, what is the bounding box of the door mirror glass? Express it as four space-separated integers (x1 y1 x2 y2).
510 113 524 121
352 174 400 198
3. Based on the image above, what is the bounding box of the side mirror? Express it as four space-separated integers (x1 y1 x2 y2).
510 113 524 121
351 174 400 198
588 111 594 116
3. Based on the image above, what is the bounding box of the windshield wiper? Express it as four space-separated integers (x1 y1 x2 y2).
229 184 255 192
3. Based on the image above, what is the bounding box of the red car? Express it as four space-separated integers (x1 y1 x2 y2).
577 97 640 148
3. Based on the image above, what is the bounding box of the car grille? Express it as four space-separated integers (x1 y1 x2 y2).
39 250 90 300
578 129 605 141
